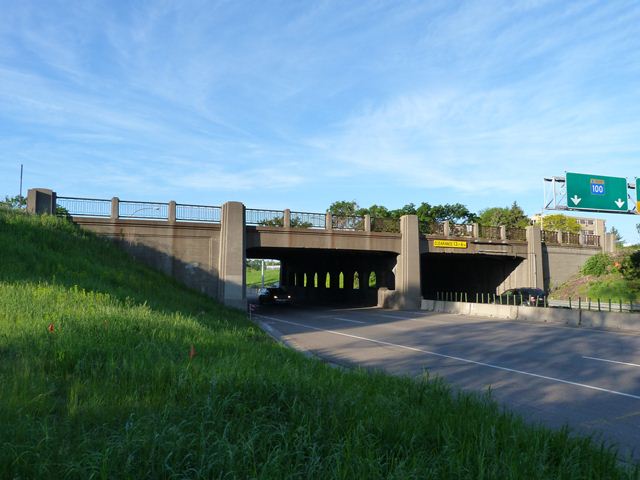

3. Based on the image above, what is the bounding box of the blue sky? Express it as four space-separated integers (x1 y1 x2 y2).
1 1 640 242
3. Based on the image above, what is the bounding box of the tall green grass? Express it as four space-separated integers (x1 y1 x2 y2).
0 209 637 478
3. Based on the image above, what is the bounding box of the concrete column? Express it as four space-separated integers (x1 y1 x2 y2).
579 233 585 246
295 271 304 288
500 226 507 241
26 188 56 215
168 201 177 224
111 197 120 220
217 201 246 309
396 214 421 309
283 209 291 228
526 225 544 290
443 220 450 237
325 212 333 230
344 270 354 290
472 223 480 238
556 231 563 244
364 214 371 232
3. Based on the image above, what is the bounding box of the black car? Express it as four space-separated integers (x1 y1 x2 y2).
258 287 293 305
496 288 547 306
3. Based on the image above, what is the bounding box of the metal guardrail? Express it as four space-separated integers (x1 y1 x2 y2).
290 211 325 229
371 217 400 233
332 215 365 231
176 204 221 223
246 208 284 226
119 201 168 220
57 197 111 217
549 299 638 312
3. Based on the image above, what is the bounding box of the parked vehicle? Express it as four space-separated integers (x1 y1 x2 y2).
495 288 547 306
258 287 293 305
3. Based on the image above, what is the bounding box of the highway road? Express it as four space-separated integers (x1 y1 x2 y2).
255 305 640 460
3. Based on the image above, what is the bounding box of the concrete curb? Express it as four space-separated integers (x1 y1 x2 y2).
421 300 640 333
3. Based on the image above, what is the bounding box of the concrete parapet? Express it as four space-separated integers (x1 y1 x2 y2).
517 306 578 325
421 299 435 311
396 215 421 309
27 188 56 215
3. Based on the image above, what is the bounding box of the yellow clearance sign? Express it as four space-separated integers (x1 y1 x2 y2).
433 239 468 249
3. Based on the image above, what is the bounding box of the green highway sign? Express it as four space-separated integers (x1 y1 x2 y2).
566 172 628 212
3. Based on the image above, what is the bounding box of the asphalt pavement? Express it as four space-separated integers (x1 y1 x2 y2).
254 305 640 460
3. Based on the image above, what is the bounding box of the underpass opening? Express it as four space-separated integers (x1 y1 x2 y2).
421 253 525 300
246 247 397 307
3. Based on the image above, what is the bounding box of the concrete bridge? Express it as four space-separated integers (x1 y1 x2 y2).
28 188 614 310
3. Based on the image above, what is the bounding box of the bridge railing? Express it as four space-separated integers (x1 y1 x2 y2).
57 196 111 217
290 211 325 229
479 225 501 240
246 208 285 226
420 222 444 235
561 232 581 245
176 204 221 223
119 200 169 220
506 228 527 241
371 217 400 233
541 230 560 244
450 223 474 237
584 234 600 247
332 215 365 231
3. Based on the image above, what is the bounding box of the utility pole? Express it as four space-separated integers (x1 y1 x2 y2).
19 164 23 199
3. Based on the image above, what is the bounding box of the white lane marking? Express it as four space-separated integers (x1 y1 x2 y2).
257 314 640 401
332 317 366 324
583 356 640 368
370 313 418 320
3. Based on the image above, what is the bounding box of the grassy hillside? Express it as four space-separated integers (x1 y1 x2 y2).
246 267 280 288
1 208 637 478
552 249 640 303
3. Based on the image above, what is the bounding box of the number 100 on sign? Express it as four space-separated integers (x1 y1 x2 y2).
590 179 605 195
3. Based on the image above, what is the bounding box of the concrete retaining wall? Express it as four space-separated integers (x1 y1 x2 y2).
421 300 640 332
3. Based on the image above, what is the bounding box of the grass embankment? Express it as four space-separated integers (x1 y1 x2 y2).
1 209 637 478
246 268 280 288
552 250 640 303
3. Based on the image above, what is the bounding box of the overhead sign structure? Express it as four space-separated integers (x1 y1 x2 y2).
637 178 640 213
565 172 628 212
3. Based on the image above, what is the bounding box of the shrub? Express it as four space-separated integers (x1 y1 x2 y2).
581 253 612 276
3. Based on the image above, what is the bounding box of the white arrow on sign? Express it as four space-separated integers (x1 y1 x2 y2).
615 198 625 208
570 195 582 206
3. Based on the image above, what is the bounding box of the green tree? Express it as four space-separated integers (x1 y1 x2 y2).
1 195 26 209
537 214 580 233
610 227 624 247
328 200 359 217
477 202 529 228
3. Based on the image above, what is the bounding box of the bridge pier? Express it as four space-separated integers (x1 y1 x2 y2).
217 201 247 309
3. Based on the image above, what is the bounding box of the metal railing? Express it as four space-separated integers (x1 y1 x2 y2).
246 208 284 226
584 234 600 247
541 230 559 244
371 217 400 233
119 201 168 220
421 222 444 235
561 232 580 245
290 211 325 229
450 223 474 237
56 196 111 217
176 204 221 223
479 225 501 240
332 215 365 231
506 228 527 241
